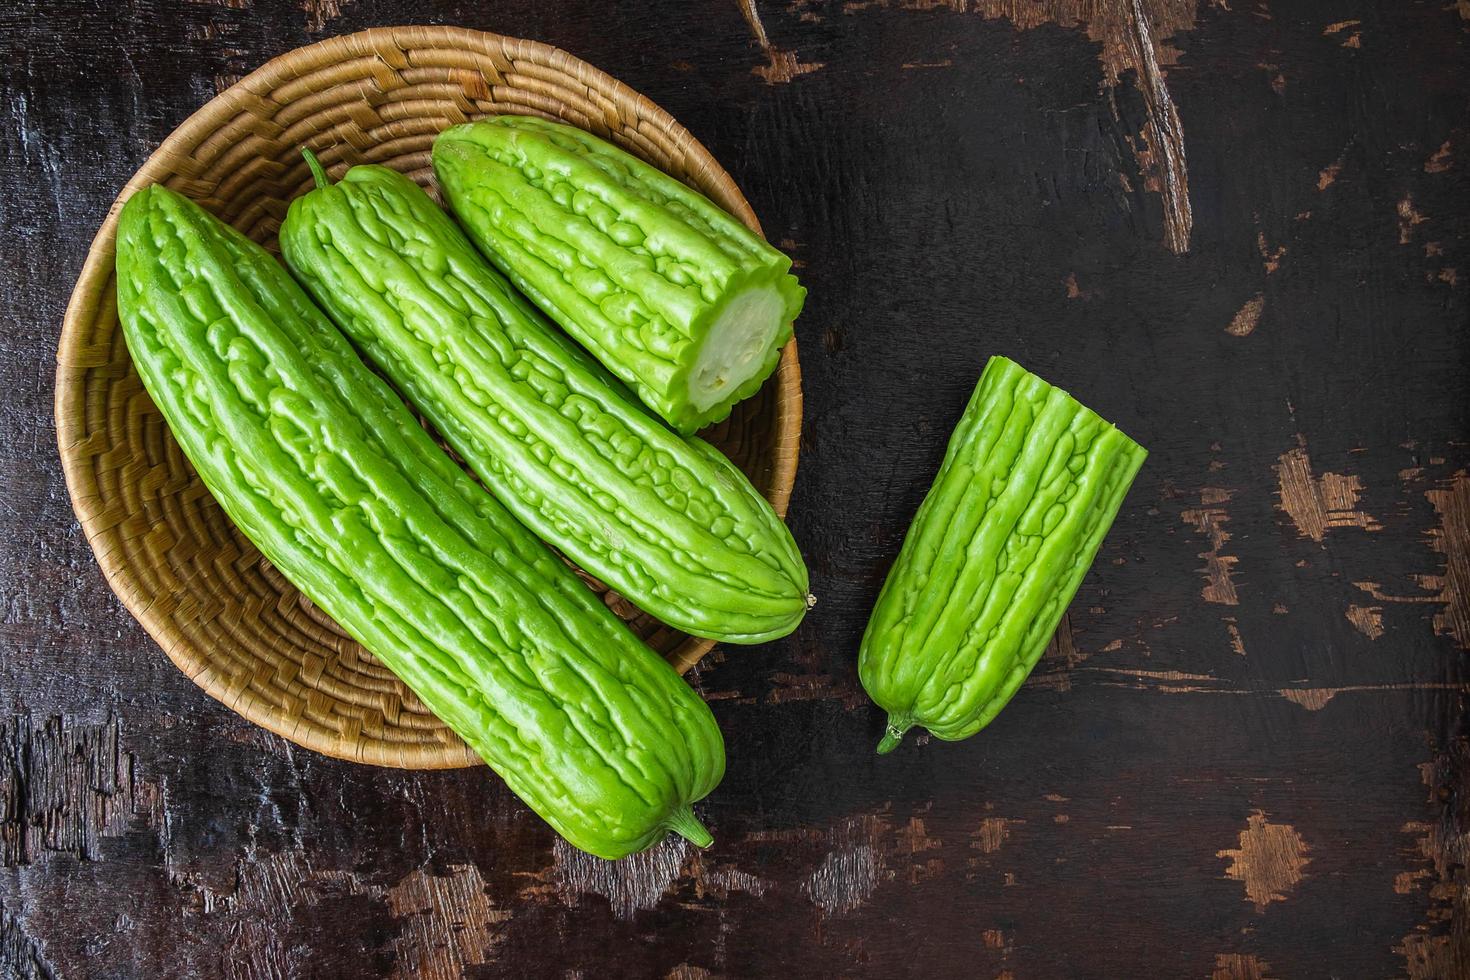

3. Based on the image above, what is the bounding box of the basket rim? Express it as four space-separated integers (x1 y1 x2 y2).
53 24 803 769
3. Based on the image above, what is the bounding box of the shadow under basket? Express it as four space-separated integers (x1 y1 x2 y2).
54 25 802 769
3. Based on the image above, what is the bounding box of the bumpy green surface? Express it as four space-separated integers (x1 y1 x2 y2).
115 184 725 859
432 116 806 435
859 357 1147 753
280 159 810 644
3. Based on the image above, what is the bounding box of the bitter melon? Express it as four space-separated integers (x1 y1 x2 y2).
280 155 811 643
115 183 725 858
432 116 806 435
859 357 1146 753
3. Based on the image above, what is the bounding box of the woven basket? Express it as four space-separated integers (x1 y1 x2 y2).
55 26 802 769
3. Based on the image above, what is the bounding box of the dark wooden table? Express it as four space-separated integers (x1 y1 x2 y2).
4 1 1468 977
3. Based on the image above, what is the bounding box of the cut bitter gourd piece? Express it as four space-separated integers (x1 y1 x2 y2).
859 357 1147 753
115 184 725 860
690 285 788 413
432 116 806 435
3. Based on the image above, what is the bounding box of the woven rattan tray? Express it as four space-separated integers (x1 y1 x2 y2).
54 26 802 769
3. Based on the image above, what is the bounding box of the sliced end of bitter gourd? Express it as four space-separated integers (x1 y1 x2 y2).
688 283 789 414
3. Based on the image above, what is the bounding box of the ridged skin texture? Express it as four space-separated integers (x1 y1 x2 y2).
858 357 1147 751
432 116 806 434
279 164 810 643
115 185 725 859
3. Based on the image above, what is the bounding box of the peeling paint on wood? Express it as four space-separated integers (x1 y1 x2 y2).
971 817 1017 855
1182 487 1240 604
766 670 867 708
1256 230 1285 274
687 852 772 899
893 815 944 883
1274 445 1381 542
1354 581 1440 605
1318 153 1344 189
1424 472 1470 650
804 815 889 916
1217 811 1310 912
219 849 317 980
1397 739 1470 978
1211 952 1277 980
301 0 349 32
386 864 507 979
805 844 881 915
1322 19 1361 48
1345 604 1385 639
1037 613 1085 690
1120 0 1193 252
1398 195 1428 244
1277 683 1465 711
1400 930 1466 980
1425 140 1453 174
1225 294 1263 335
740 0 824 83
543 835 691 919
1276 688 1335 711
1356 472 1470 653
1225 618 1246 655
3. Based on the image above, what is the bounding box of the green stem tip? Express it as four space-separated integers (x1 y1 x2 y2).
877 716 912 755
665 805 713 848
302 147 332 190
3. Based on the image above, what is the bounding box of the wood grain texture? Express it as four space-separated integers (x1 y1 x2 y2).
3 0 1468 977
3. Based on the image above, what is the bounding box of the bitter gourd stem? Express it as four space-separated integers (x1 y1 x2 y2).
664 806 714 848
876 715 912 755
302 148 331 190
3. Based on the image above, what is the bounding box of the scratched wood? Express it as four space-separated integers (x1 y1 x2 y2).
3 1 1468 977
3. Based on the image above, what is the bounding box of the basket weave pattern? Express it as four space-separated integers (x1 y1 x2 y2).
55 27 802 769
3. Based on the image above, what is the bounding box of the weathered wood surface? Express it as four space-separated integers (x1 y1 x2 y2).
4 1 1468 977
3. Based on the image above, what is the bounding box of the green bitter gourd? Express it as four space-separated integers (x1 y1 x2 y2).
859 356 1147 753
115 183 724 859
432 116 805 435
